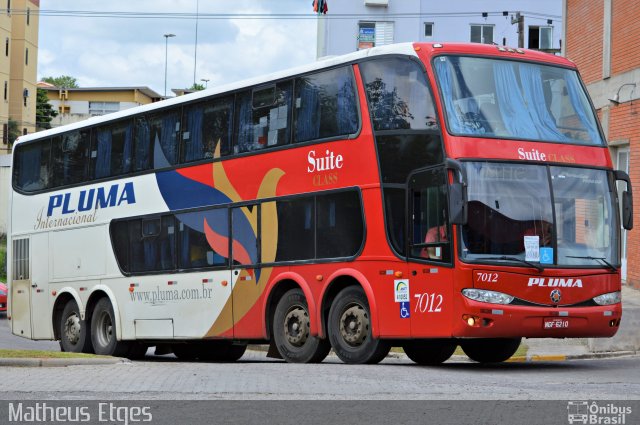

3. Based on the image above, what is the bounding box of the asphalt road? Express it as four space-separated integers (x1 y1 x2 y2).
2 314 640 424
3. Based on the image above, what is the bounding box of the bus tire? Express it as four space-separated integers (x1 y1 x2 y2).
402 339 457 365
273 288 330 363
460 337 522 363
328 286 390 364
59 300 93 353
90 298 130 357
199 341 247 362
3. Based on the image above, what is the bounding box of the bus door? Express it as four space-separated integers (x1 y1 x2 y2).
407 166 455 337
10 234 52 339
230 205 262 338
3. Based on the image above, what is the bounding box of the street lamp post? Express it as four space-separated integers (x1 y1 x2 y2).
201 78 209 88
164 33 176 97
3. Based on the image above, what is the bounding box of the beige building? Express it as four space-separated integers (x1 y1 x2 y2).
0 0 38 153
39 85 162 127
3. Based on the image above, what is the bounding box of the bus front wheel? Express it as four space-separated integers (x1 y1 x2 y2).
328 286 390 364
59 300 93 353
90 298 130 357
402 339 457 365
273 288 330 363
460 337 522 363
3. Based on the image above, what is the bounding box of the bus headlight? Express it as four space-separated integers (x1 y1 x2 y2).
462 288 514 305
593 291 621 306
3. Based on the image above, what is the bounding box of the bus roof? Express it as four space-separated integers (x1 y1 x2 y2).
16 41 576 146
16 42 418 146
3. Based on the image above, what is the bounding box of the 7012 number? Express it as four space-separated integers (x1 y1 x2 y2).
414 293 443 313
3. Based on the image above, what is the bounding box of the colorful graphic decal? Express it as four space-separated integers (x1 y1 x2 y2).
155 142 284 336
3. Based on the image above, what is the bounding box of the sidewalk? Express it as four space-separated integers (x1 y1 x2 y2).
511 284 640 362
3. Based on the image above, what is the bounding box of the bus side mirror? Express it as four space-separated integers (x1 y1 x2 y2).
449 182 467 225
622 191 633 230
615 170 633 230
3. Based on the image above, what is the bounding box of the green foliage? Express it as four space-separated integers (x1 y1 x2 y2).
41 75 79 88
36 88 58 131
7 118 20 147
189 83 205 91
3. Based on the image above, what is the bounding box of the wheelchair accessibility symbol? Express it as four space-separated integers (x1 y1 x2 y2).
540 247 553 265
400 302 410 319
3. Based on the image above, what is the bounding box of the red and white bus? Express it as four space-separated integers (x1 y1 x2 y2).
8 42 633 364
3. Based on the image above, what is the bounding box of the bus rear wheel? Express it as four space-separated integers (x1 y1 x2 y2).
328 286 390 364
402 339 457 365
90 298 131 357
59 300 93 353
460 337 522 363
273 288 330 363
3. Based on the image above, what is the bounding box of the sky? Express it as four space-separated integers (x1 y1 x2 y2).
37 0 318 96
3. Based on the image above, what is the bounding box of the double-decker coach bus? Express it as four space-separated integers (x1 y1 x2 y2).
8 42 633 364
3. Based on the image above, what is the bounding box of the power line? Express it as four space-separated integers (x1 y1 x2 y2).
6 8 562 20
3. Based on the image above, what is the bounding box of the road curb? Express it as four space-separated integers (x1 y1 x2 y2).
0 356 130 367
506 350 638 362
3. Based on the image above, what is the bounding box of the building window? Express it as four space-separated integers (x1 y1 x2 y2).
6 0 10 15
528 26 553 50
88 101 120 116
424 22 434 38
358 21 394 50
26 7 30 25
3 81 6 100
470 24 494 44
25 47 28 65
5 37 8 56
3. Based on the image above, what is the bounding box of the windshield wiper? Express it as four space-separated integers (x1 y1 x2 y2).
566 256 618 272
483 256 545 272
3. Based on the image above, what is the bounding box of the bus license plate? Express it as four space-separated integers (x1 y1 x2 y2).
543 317 570 329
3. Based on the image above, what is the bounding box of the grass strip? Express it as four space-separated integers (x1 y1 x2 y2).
0 349 110 359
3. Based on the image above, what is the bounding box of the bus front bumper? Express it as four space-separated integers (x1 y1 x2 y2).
453 300 622 338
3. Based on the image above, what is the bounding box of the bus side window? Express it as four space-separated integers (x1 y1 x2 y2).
90 120 133 179
51 130 90 187
316 191 364 258
183 96 234 162
205 96 234 157
181 103 206 163
294 66 359 143
133 116 152 172
149 110 180 168
235 81 293 154
13 139 51 191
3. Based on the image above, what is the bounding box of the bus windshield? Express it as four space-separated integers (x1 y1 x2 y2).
433 56 604 145
460 162 619 267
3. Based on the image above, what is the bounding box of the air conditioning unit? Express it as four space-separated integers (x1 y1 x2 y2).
365 0 388 6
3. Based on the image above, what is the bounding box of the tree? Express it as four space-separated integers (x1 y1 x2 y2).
36 88 58 131
7 118 20 147
189 83 205 91
41 75 79 88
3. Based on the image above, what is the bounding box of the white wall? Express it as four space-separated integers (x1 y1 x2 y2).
320 0 562 58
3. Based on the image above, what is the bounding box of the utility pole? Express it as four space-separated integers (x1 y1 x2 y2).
511 12 524 48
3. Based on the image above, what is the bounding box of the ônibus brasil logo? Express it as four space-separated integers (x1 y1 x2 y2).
567 401 632 424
